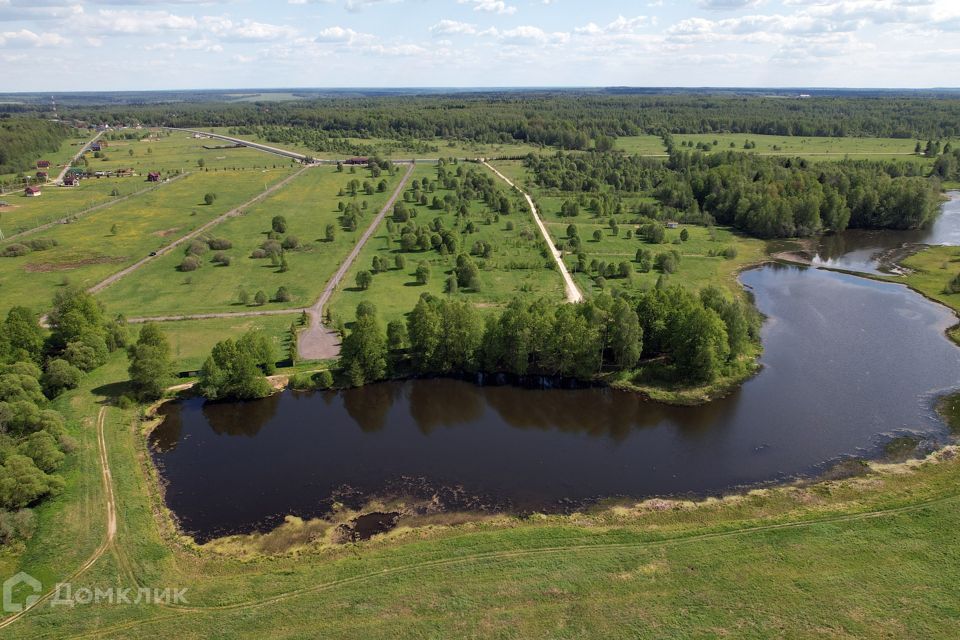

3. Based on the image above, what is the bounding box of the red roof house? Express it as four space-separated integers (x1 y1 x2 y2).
63 174 79 186
146 172 161 182
36 171 48 180
25 186 42 197
37 160 51 168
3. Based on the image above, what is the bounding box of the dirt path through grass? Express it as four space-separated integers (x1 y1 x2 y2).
482 161 583 303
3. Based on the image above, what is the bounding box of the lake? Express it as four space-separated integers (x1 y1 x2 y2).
152 264 960 542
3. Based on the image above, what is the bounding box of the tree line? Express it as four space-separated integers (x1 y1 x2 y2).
0 117 72 176
339 285 759 388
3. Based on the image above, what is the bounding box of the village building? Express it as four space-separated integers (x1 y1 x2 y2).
63 174 80 186
25 186 41 197
36 160 51 169
146 172 161 182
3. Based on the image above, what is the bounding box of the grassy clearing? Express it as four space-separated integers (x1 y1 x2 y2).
899 245 960 340
327 163 565 326
5 350 960 638
615 135 668 155
674 133 937 159
87 129 302 175
0 168 295 316
97 164 399 317
150 315 298 372
0 177 153 236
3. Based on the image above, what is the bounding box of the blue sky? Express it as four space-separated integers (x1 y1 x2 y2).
1 0 958 91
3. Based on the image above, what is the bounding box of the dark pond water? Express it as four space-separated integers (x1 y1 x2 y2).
811 191 960 274
152 265 960 542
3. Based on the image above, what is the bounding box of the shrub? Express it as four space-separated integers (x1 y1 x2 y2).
41 359 82 398
314 369 334 389
271 215 287 233
260 239 283 256
211 253 231 266
185 239 207 256
250 248 268 259
0 509 37 544
1 244 30 257
207 237 233 250
204 192 216 205
281 235 300 250
179 255 201 272
254 290 267 306
275 286 292 302
26 238 57 251
722 246 738 259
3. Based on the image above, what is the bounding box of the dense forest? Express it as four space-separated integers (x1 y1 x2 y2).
34 92 960 147
0 117 71 175
525 151 943 238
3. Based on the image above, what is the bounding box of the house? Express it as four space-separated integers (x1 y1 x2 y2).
36 171 48 180
63 174 79 186
91 141 107 152
37 160 51 169
146 172 161 182
345 157 369 165
25 186 41 197
665 221 679 229
117 167 134 177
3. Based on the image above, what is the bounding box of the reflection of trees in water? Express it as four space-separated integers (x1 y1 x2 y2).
343 383 401 432
149 401 184 452
479 383 741 441
203 393 282 437
407 379 485 434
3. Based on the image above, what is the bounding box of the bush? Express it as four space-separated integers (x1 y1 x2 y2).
207 237 232 250
254 290 267 306
314 369 334 389
26 238 58 251
281 235 300 250
271 215 287 233
250 248 268 259
179 255 201 272
1 244 30 258
211 252 231 266
0 508 37 544
722 246 738 259
204 192 216 205
260 239 283 256
185 239 207 256
275 286 292 302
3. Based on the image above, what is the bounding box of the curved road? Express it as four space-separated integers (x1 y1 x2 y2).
482 161 583 303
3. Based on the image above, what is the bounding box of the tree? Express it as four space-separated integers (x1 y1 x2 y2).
680 228 689 241
41 359 82 398
110 223 118 235
0 455 64 510
592 229 602 242
356 270 373 290
2 307 44 364
275 286 292 302
609 298 642 369
254 290 267 306
238 288 251 306
387 320 408 351
415 262 430 285
198 332 273 400
325 223 336 242
339 313 387 385
126 323 172 401
203 192 216 205
271 215 288 233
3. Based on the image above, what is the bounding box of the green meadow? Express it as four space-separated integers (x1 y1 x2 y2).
156 315 297 371
97 164 400 317
0 168 295 316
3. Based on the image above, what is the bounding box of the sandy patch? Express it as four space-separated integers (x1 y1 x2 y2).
153 227 181 238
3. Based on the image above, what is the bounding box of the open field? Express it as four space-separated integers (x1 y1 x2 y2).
0 167 295 316
157 315 297 371
326 163 566 326
899 245 960 340
4 351 960 638
206 127 547 161
0 177 158 237
615 135 668 155
673 133 943 160
97 164 401 317
86 129 301 175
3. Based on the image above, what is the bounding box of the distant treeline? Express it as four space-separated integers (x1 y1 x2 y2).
51 94 960 146
0 118 71 175
525 151 942 238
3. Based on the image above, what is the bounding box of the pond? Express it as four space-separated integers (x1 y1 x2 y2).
811 191 960 274
152 264 960 542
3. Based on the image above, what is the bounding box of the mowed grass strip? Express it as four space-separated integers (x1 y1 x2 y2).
327 163 566 326
98 164 401 317
0 168 296 316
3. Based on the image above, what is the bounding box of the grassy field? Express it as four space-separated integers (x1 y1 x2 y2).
0 177 157 236
0 167 295 316
4 351 960 638
153 315 298 372
615 135 668 155
97 164 400 317
326 163 565 326
899 245 960 340
674 133 938 160
88 129 301 175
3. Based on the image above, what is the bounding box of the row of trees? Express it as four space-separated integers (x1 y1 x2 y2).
0 118 71 176
340 286 759 388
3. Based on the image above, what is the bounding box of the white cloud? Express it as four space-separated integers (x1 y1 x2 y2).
314 25 374 44
0 28 67 47
698 0 764 10
458 0 517 16
430 19 477 35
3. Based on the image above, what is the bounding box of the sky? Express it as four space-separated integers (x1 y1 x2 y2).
1 0 959 92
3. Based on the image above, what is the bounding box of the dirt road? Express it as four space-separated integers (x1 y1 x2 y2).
482 161 583 303
53 131 104 185
298 162 416 360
